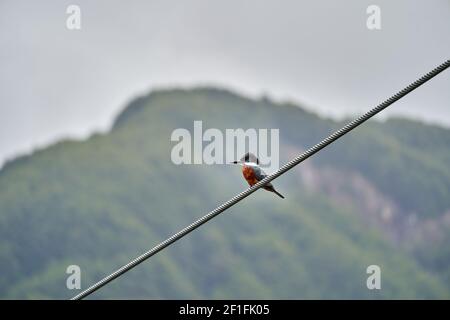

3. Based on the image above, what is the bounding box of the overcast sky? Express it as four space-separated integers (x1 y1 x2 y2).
0 0 449 167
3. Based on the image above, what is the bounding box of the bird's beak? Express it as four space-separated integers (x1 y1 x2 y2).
231 161 238 164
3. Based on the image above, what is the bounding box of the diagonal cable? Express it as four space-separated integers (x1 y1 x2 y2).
72 59 450 300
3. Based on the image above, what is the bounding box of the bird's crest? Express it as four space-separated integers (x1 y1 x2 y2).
240 152 259 164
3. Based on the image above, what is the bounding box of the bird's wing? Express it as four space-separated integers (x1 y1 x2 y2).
253 166 268 181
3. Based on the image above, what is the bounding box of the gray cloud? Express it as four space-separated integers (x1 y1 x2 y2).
0 0 449 166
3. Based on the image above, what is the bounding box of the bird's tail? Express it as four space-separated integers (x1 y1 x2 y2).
272 189 285 199
265 185 285 199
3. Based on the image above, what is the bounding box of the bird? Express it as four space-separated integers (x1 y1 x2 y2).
232 152 285 199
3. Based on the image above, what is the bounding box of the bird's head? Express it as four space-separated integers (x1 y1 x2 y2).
231 152 259 165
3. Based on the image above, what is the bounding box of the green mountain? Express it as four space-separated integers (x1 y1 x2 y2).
1 87 449 299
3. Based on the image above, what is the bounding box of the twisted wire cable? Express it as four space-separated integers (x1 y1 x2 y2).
72 59 450 300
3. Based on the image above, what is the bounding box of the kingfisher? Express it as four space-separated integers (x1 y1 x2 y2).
232 152 285 199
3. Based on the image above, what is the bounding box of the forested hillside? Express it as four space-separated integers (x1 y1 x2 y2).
1 88 449 299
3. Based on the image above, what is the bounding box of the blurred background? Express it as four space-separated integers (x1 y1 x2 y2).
0 0 449 299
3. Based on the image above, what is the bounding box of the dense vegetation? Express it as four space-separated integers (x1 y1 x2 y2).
0 87 449 299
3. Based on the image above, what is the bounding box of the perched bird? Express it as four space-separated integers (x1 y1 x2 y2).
232 152 285 199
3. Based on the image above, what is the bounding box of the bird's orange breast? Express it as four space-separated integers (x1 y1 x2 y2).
242 166 258 186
